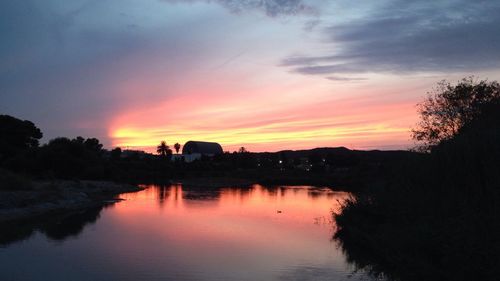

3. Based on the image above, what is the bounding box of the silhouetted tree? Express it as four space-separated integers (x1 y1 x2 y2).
83 138 103 153
110 147 122 160
157 141 172 158
412 77 500 151
32 136 107 178
335 77 500 281
174 142 181 154
0 115 43 159
74 136 85 144
238 147 248 153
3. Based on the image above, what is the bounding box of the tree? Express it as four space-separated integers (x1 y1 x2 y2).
156 141 172 158
174 143 181 154
0 115 43 159
412 77 500 151
110 147 122 160
238 147 248 153
83 138 103 153
37 137 102 178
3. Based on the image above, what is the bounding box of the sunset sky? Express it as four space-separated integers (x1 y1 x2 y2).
1 0 500 152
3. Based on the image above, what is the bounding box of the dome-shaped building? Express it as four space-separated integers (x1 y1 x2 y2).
182 141 223 155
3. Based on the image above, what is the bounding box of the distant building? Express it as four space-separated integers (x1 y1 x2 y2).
174 141 223 163
294 157 313 171
170 154 185 162
121 149 149 159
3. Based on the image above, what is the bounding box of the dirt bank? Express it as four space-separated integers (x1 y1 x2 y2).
0 181 143 222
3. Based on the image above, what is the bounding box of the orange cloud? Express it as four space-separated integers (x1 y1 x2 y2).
109 83 417 152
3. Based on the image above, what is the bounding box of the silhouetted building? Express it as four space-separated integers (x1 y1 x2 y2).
183 141 223 155
179 141 223 162
121 149 149 159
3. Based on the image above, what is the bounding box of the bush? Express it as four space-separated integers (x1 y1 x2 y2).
335 79 500 281
0 169 33 191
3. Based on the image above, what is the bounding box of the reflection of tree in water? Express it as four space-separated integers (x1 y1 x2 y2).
0 206 108 246
264 186 279 197
39 207 103 240
150 185 265 206
155 185 170 208
151 185 225 207
308 190 327 199
335 211 500 281
182 186 222 201
333 232 390 280
0 223 36 246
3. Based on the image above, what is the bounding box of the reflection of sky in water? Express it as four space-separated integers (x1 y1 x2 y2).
0 185 370 281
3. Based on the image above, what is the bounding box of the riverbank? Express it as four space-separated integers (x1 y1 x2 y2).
0 180 143 223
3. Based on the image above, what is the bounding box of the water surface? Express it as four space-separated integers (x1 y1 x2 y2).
0 185 370 281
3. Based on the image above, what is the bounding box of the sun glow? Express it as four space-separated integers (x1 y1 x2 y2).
109 92 416 152
105 52 422 153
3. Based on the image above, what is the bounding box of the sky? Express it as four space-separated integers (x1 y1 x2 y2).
1 0 500 152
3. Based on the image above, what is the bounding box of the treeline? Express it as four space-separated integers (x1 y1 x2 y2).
0 114 417 190
334 78 500 281
0 115 172 185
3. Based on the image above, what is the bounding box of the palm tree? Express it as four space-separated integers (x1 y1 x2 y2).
157 141 171 157
174 142 181 154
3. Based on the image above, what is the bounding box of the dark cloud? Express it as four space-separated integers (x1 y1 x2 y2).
282 0 500 76
303 19 322 31
163 0 318 17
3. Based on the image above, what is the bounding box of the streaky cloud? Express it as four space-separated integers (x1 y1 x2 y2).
326 76 367 82
162 0 319 17
281 0 500 76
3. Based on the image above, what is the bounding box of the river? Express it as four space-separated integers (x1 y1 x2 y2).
0 184 372 281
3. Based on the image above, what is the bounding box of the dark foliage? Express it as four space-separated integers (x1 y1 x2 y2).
174 143 181 154
335 79 500 281
412 77 500 151
0 168 33 191
0 115 42 159
157 141 173 159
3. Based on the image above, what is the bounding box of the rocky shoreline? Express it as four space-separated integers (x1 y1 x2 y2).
0 181 143 223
